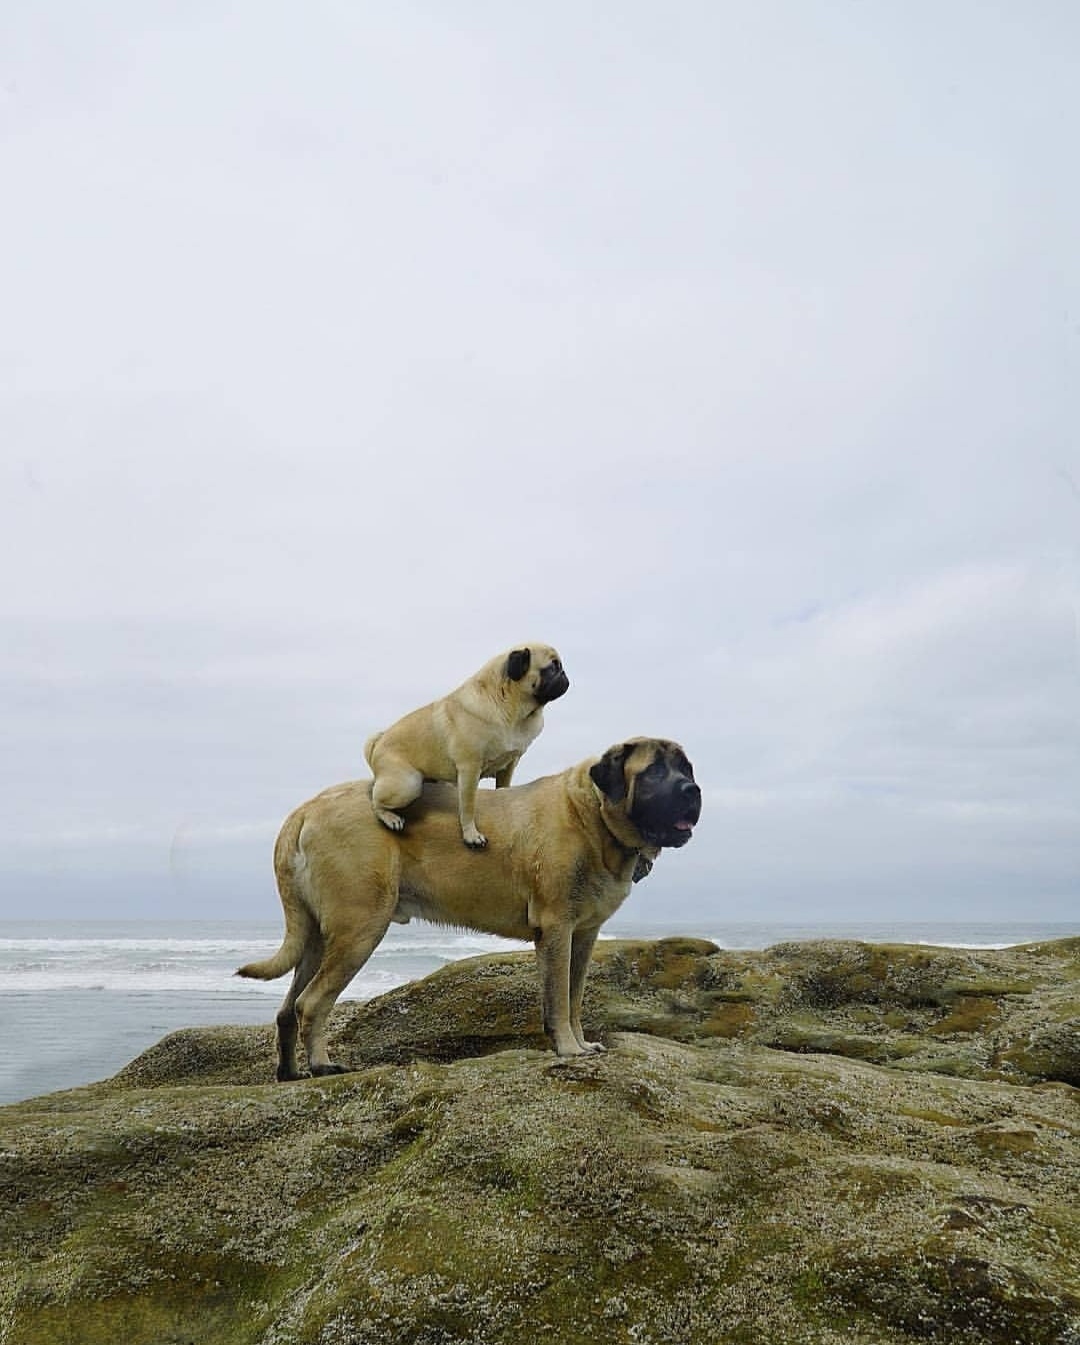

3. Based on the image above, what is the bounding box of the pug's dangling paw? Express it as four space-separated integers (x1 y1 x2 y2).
374 809 406 833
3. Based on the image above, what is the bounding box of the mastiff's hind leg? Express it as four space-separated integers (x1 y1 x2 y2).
295 911 393 1076
275 939 323 1082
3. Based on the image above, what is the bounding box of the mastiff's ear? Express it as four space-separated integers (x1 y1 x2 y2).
506 648 531 681
589 742 632 803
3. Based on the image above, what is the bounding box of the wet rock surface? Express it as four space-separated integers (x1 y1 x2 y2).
2 938 1078 1343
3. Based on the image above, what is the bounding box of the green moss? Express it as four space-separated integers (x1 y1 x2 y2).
624 940 717 990
700 1002 756 1038
891 1055 986 1079
1000 1026 1080 1086
5 937 1080 1344
7 1247 303 1345
929 996 1001 1036
603 1010 700 1042
765 1025 920 1064
974 1128 1039 1156
897 1107 968 1127
941 979 1034 998
824 1247 1080 1343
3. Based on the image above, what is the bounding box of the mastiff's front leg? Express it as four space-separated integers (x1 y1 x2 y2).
568 925 605 1053
534 924 589 1056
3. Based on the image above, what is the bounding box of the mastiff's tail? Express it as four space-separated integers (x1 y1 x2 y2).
236 810 315 981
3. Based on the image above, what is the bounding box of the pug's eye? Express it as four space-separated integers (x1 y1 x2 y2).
645 759 665 779
550 659 561 673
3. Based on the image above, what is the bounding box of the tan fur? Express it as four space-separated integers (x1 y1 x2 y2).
238 739 696 1077
363 643 566 847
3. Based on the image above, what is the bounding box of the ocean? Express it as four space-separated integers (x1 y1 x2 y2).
1 917 1076 1107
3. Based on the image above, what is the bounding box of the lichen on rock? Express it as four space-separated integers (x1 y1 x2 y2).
1 938 1078 1344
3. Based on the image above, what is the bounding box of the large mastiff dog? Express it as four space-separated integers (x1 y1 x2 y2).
238 737 701 1078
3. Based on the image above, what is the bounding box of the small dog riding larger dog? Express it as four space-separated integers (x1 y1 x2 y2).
363 643 569 849
238 737 701 1078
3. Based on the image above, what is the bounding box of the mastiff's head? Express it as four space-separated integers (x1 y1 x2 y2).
505 644 570 706
589 738 701 849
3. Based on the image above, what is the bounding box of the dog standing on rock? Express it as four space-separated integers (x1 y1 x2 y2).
364 644 569 848
238 737 701 1076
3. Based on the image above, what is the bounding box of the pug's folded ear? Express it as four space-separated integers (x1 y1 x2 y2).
589 743 632 803
505 648 531 681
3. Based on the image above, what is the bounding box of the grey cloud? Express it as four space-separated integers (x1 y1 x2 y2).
1 2 1077 921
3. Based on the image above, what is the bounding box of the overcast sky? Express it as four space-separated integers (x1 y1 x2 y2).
2 1 1078 926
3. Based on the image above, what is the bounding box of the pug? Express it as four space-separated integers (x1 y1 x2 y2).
363 644 569 848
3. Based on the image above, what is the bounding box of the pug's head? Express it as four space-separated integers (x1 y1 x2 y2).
505 644 569 705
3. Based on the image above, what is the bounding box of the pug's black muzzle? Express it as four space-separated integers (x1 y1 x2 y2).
536 668 570 704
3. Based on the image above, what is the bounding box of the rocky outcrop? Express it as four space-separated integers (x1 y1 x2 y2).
2 937 1078 1344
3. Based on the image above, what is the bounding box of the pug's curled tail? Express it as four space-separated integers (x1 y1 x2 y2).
363 730 383 771
236 811 315 981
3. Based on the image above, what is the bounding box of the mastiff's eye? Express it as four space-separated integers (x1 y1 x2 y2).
645 759 665 779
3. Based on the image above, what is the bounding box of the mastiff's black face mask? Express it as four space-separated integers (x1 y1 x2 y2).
628 748 701 848
590 741 701 849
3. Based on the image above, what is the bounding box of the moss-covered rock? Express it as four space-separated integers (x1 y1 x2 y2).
1 938 1077 1344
